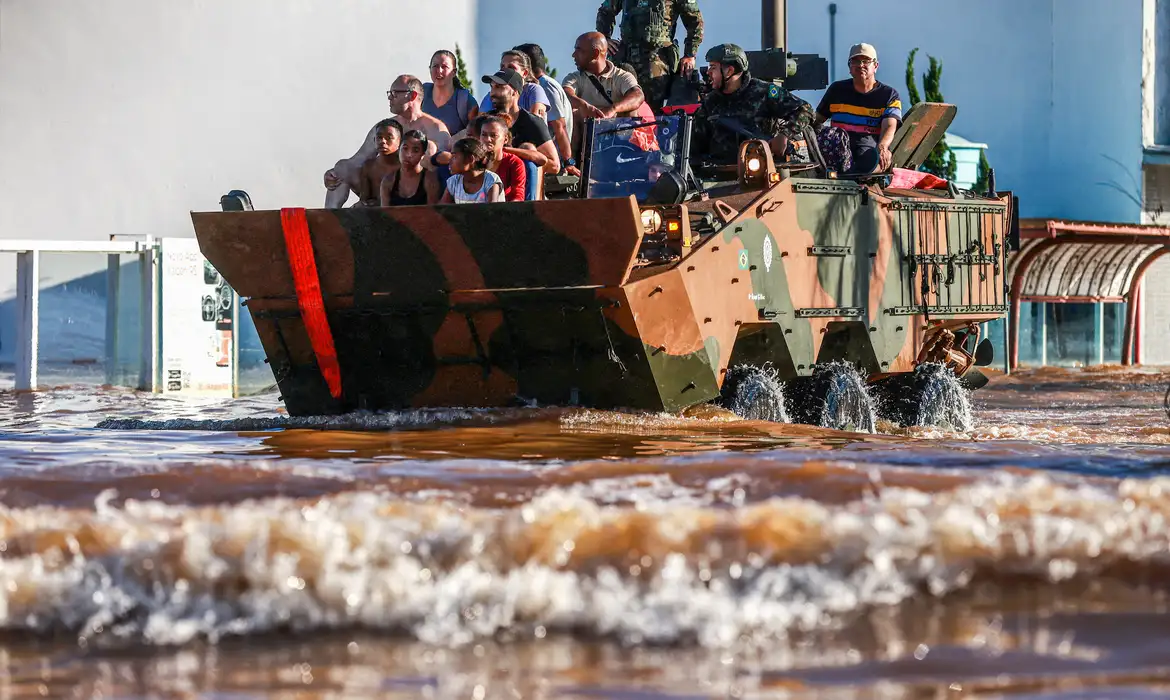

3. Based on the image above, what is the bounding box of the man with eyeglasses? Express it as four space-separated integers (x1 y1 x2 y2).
814 43 902 174
322 75 451 208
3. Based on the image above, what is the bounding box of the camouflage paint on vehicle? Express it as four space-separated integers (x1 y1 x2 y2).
191 174 1010 417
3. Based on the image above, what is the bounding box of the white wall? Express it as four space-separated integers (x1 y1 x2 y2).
1143 259 1170 364
479 0 1144 222
0 0 475 361
0 0 475 245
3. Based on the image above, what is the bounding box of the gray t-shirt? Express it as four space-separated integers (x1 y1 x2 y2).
538 74 574 144
563 62 641 116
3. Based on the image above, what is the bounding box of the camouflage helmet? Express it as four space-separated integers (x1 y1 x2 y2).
705 43 749 73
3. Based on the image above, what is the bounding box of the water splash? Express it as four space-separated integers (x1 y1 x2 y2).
718 365 788 423
818 363 876 433
913 363 974 431
95 408 506 432
784 363 875 432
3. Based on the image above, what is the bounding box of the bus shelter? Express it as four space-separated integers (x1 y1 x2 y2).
1008 219 1170 369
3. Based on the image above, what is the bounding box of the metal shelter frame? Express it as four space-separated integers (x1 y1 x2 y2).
1008 219 1170 369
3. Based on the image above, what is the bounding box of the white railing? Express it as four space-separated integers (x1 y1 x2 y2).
2 238 159 391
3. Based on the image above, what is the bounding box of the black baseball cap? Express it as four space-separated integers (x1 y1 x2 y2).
482 69 524 94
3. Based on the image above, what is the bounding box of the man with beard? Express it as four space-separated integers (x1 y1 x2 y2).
322 74 451 208
482 69 561 175
692 43 814 165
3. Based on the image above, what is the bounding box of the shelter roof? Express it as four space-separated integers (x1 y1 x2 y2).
1011 219 1170 302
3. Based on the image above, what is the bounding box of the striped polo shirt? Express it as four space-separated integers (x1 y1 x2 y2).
816 79 903 142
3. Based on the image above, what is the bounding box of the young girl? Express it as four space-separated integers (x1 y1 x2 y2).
380 130 441 206
357 119 402 206
476 114 527 202
440 138 503 204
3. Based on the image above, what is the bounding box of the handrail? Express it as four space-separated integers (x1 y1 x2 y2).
0 240 152 254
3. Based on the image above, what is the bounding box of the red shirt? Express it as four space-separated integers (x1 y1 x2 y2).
495 152 527 202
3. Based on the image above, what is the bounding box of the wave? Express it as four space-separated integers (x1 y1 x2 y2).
0 473 1167 648
95 407 522 432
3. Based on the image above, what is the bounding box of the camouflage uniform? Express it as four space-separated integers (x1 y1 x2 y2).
596 0 704 111
693 74 815 165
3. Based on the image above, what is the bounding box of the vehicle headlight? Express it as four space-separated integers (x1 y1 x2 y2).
640 209 663 234
747 157 761 173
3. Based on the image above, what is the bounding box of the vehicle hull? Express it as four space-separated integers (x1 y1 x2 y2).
192 179 1012 417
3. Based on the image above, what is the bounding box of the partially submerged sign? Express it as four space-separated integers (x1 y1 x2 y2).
159 238 235 395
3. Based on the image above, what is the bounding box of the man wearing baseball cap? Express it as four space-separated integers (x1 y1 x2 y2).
814 43 902 174
482 69 561 174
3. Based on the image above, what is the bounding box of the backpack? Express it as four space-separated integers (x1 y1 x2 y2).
453 81 470 129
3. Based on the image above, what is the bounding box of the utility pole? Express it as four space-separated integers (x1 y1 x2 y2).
829 3 838 80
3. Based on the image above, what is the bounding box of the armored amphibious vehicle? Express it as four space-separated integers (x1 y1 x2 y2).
191 100 1016 427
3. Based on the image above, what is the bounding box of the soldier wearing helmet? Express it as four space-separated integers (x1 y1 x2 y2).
596 0 704 111
692 43 815 165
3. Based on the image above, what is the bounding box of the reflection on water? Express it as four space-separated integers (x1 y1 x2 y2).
4 583 1170 698
0 366 1168 698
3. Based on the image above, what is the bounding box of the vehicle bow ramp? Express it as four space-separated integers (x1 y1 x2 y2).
192 199 727 415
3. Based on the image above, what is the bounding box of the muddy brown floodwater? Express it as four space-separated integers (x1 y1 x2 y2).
1 366 1170 699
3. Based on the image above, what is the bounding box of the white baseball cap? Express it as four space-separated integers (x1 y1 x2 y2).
849 43 878 61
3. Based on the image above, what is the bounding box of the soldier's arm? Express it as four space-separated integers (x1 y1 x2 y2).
676 0 704 58
596 0 620 38
767 88 815 138
757 88 812 160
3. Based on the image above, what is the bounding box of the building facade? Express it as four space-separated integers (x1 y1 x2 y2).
1 0 1168 370
0 0 476 365
482 0 1160 367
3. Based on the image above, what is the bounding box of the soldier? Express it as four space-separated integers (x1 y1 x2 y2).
596 0 703 112
692 43 815 166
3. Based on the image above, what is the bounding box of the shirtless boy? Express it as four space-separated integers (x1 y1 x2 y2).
323 74 452 208
356 119 402 206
